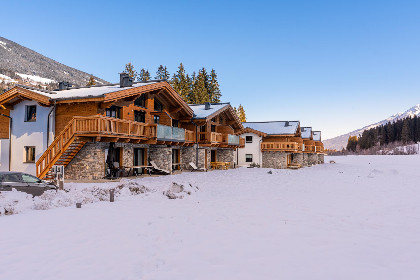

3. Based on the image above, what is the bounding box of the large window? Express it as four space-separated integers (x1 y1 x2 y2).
134 110 145 123
134 95 146 107
154 98 163 112
24 146 35 163
246 136 253 143
245 154 253 163
154 115 160 124
106 106 121 118
172 119 179 128
25 105 37 122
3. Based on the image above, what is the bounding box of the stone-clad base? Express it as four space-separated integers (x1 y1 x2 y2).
181 146 196 170
217 149 234 163
318 154 325 164
262 151 287 169
148 145 172 172
291 153 303 166
302 153 309 167
308 153 318 165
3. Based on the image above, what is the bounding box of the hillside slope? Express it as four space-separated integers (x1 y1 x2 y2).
0 36 108 87
324 104 420 150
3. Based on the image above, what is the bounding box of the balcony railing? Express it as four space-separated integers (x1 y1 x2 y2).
315 146 323 153
198 132 222 144
261 142 299 152
304 145 316 153
157 124 194 142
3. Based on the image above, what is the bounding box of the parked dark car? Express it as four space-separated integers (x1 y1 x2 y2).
0 172 57 197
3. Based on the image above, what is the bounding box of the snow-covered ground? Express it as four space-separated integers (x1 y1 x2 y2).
16 73 55 84
1 155 420 280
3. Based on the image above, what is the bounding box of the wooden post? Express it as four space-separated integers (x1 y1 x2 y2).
110 189 115 202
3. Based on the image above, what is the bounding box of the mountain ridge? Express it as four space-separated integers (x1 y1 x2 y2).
324 104 420 150
0 36 108 87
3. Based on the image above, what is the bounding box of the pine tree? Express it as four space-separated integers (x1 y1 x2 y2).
86 75 96 86
124 62 137 80
346 136 358 152
401 119 410 143
170 63 191 102
237 104 246 122
155 65 170 80
208 69 221 102
191 69 209 104
138 69 151 81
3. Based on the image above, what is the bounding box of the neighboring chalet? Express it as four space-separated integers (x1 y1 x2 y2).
237 122 325 168
313 131 324 163
238 121 302 169
0 74 244 180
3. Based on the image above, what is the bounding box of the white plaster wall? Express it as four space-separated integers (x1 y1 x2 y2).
237 132 262 166
10 100 52 175
0 139 10 171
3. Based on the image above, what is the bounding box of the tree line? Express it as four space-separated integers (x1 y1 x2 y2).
346 116 420 152
122 62 246 122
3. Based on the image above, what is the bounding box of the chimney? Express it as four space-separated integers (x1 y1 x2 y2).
58 82 72 91
204 102 211 110
285 121 289 127
120 73 134 88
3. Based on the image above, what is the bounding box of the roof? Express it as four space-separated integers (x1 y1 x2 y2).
301 127 312 139
243 121 300 135
189 103 230 119
15 81 159 100
313 131 321 141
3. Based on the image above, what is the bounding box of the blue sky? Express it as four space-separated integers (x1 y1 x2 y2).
2 0 420 139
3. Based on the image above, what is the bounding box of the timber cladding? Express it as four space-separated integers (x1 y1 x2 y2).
55 103 99 134
0 108 10 139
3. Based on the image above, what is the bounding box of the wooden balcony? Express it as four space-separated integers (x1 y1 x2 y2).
198 132 223 145
261 142 299 152
304 145 316 153
315 146 324 153
156 124 195 145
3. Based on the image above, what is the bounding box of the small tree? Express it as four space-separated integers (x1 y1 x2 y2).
236 104 246 122
124 62 137 80
138 69 151 81
155 65 170 80
86 75 96 86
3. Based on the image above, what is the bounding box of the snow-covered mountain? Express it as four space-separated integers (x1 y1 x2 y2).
0 36 108 88
324 104 420 150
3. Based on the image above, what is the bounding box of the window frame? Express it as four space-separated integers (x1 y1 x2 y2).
25 105 37 122
106 106 121 119
134 110 146 123
134 94 146 108
245 154 253 163
246 136 253 143
154 115 160 124
24 146 36 163
154 98 163 112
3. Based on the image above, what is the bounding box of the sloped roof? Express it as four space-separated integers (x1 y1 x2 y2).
189 103 230 119
301 127 312 139
313 131 321 141
243 121 300 135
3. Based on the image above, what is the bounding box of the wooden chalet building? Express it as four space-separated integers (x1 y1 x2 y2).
238 121 303 169
300 127 319 166
312 131 324 163
0 74 244 180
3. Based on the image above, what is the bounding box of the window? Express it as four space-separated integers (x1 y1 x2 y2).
134 95 146 107
134 110 145 123
154 115 160 124
106 106 121 118
154 98 163 112
25 105 37 122
24 146 35 163
211 125 216 132
246 136 253 143
172 119 179 128
200 125 206 132
21 174 40 183
219 116 223 124
245 154 253 163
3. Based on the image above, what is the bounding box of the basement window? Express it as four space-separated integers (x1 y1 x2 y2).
25 105 37 122
246 136 253 143
24 146 35 163
245 154 253 163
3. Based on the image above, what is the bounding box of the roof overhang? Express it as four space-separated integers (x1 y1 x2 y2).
0 86 51 107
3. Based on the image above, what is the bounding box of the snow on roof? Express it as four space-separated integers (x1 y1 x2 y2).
17 81 159 100
189 103 230 119
301 127 312 139
243 121 300 135
313 131 321 141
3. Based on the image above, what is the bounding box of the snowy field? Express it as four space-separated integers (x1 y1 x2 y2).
1 155 420 280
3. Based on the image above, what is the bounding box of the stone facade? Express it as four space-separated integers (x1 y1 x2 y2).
318 154 325 164
308 153 318 165
181 146 196 170
217 149 234 163
65 142 108 180
302 153 309 167
262 151 287 169
148 145 172 172
291 153 303 166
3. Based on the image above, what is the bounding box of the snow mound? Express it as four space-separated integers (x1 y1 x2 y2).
164 182 199 199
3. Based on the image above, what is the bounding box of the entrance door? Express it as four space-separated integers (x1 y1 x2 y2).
134 148 144 175
172 149 180 170
211 150 217 162
287 154 292 167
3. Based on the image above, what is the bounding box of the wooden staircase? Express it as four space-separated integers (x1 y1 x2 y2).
36 115 157 179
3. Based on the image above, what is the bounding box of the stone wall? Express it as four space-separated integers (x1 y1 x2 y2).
65 142 108 180
181 146 196 170
262 151 287 169
148 145 172 172
291 153 303 166
318 154 325 164
308 153 318 165
217 149 234 164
